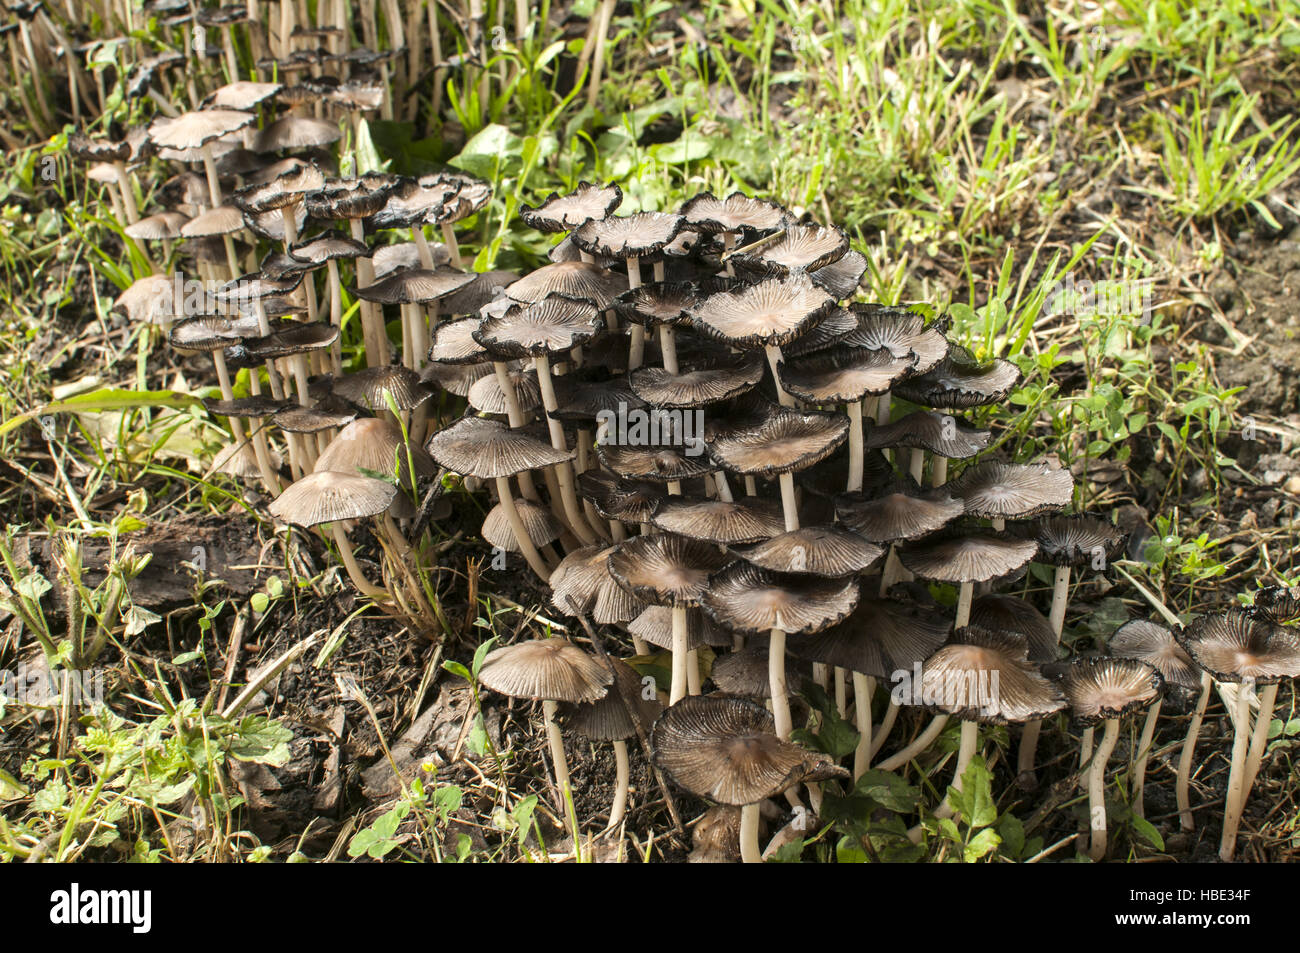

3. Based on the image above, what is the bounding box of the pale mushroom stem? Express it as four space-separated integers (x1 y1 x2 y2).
212 349 281 495
349 217 389 367
687 648 702 696
765 345 795 407
852 672 874 779
669 606 690 705
1048 565 1071 635
740 801 763 863
440 221 462 269
1087 717 1120 861
914 718 979 839
1177 670 1213 831
769 628 792 740
605 739 630 833
659 324 679 374
541 698 572 807
875 392 893 461
875 714 949 772
1131 698 1162 819
1018 565 1070 784
626 258 645 369
778 472 799 532
535 353 598 544
585 0 616 113
325 259 344 374
834 667 847 719
493 475 551 581
955 581 973 628
1241 681 1279 801
931 407 952 486
1219 678 1256 861
869 696 901 759
846 400 864 492
490 360 541 503
909 446 924 484
329 522 389 599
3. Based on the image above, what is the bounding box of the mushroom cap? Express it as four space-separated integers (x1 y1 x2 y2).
1060 657 1164 726
267 470 397 526
628 605 731 650
709 406 849 477
843 304 949 374
777 347 917 403
206 79 283 110
730 223 850 277
578 471 665 524
304 177 394 220
288 230 371 263
232 162 326 213
477 639 613 704
429 317 489 364
521 181 623 232
866 410 991 459
473 294 602 357
253 115 342 152
791 595 951 679
506 261 629 310
427 415 573 479
785 306 859 358
597 441 717 483
730 526 884 577
700 563 860 635
970 594 1058 663
810 249 868 300
169 314 259 349
892 344 1021 408
482 497 562 552
241 322 339 360
898 531 1039 584
1251 586 1300 624
125 210 191 241
271 406 357 433
466 366 542 415
180 203 246 237
116 274 184 325
355 266 476 304
950 461 1074 521
68 131 131 163
918 627 1067 723
834 484 965 543
314 417 436 483
1175 609 1300 684
332 365 432 411
710 641 808 698
559 658 662 741
612 281 698 328
1108 619 1202 695
203 395 291 418
421 359 493 397
149 109 255 150
687 273 833 349
548 377 642 422
1017 513 1125 566
549 544 646 624
651 695 844 805
650 496 786 545
571 211 685 260
629 359 765 408
679 191 790 234
607 534 736 608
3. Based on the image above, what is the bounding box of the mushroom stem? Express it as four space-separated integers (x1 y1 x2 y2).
908 446 924 484
931 454 948 487
325 259 343 374
584 0 616 113
626 258 645 369
212 349 281 495
1087 717 1120 861
439 221 462 269
349 217 388 367
541 698 572 807
834 667 847 719
852 671 874 779
605 739 629 833
1018 565 1071 785
329 522 389 599
1176 670 1213 831
765 345 795 407
534 353 598 544
1241 681 1279 800
778 472 800 533
869 696 901 759
687 648 702 696
659 324 679 374
490 360 540 503
1219 679 1257 861
1048 565 1070 635
412 225 435 268
846 400 864 492
200 142 225 206
669 606 689 705
493 475 551 581
955 581 973 629
769 628 792 740
739 801 763 864
875 714 949 772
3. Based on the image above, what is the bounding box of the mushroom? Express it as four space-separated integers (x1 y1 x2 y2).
650 694 846 862
1059 657 1163 860
521 181 623 238
841 303 949 438
549 544 646 627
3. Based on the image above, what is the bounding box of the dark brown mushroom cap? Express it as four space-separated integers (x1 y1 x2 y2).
421 359 493 397
354 266 475 305
521 181 623 233
700 563 860 635
472 294 602 357
571 211 685 260
477 639 613 704
651 695 843 804
810 249 868 300
169 314 260 349
843 304 949 374
782 306 858 358
709 406 850 477
245 203 309 242
428 415 573 478
892 344 1021 408
918 626 1067 724
710 641 809 698
242 322 339 359
332 365 432 411
731 527 884 577
212 272 304 303
834 484 965 543
506 261 629 310
687 273 834 349
799 446 895 501
951 461 1074 521
628 605 731 650
898 531 1039 584
482 497 562 552
1016 513 1125 566
69 131 131 163
679 191 790 234
1252 586 1300 624
791 595 951 678
125 210 191 241
559 658 662 741
1108 619 1201 695
777 347 917 403
438 269 517 316
1175 609 1300 684
549 543 646 624
596 441 717 483
466 365 541 415
730 223 850 277
259 250 320 280
578 471 665 523
305 177 394 220
607 534 736 608
420 171 491 223
232 162 326 214
267 470 397 526
650 496 786 545
630 359 765 408
548 378 643 422
970 594 1058 663
272 405 356 433
290 231 371 263
428 317 488 364
203 395 291 418
314 416 435 482
252 115 342 152
1059 657 1164 726
362 175 455 229
866 410 991 459
611 281 698 328
148 109 255 150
